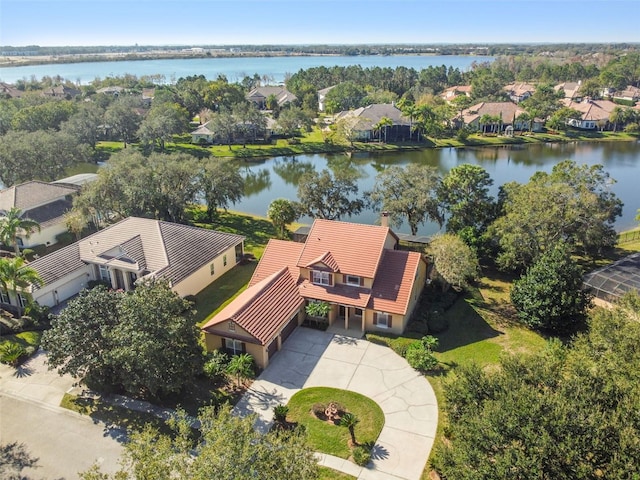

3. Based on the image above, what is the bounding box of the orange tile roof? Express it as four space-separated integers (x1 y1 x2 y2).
369 250 424 315
249 239 303 287
303 251 340 272
297 219 397 279
299 280 371 308
202 267 304 345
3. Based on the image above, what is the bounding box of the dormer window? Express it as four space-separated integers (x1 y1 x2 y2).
311 270 332 286
345 275 362 287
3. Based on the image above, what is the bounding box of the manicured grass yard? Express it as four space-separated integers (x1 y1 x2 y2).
318 467 356 479
286 387 385 459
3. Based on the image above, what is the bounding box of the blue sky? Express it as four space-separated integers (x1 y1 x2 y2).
1 0 638 46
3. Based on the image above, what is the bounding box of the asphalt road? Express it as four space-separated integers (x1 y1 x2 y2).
0 394 124 480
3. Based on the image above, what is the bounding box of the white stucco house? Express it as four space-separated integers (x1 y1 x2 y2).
0 181 81 250
21 217 245 309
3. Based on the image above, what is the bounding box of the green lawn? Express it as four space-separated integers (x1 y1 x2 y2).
0 330 42 349
318 467 356 479
286 387 385 459
61 393 172 434
193 262 257 326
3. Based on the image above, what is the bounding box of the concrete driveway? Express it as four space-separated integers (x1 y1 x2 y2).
0 351 124 479
235 327 438 480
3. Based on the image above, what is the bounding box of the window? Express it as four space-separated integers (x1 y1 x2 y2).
345 275 361 287
17 294 28 308
0 289 10 304
223 255 227 267
374 312 391 328
225 338 244 355
98 265 110 284
228 321 236 332
312 270 332 286
210 263 215 276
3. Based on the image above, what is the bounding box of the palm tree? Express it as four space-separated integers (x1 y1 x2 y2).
340 412 360 446
0 208 41 256
374 117 393 143
0 257 42 318
226 353 255 388
609 106 626 132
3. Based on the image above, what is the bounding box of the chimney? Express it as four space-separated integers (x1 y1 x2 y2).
381 211 389 228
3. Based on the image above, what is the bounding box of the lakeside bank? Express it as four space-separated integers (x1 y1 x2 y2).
149 129 640 161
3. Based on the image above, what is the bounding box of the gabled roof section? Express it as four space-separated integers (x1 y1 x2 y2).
0 181 78 212
22 198 73 228
202 267 304 345
190 121 214 135
304 251 340 272
156 221 244 285
460 102 525 125
369 249 424 315
29 217 244 288
335 103 410 130
249 239 303 287
297 219 397 279
562 98 617 121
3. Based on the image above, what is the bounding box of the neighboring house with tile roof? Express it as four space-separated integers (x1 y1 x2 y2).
190 121 216 144
440 85 473 102
458 102 543 132
202 219 427 369
555 81 583 100
0 181 81 250
562 98 617 130
503 82 536 103
21 217 245 309
0 82 23 98
334 103 411 141
612 85 640 104
246 86 297 110
42 85 81 99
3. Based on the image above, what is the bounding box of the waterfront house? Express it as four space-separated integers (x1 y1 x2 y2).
246 86 297 110
334 103 411 141
202 219 427 369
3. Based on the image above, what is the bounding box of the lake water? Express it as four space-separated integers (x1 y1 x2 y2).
232 141 640 235
0 55 493 84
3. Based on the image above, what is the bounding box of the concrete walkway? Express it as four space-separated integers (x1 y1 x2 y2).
235 327 438 480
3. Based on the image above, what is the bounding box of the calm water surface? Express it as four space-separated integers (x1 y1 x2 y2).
232 141 640 236
0 55 493 84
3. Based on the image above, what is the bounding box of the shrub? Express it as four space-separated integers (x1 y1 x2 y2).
352 445 372 466
183 294 197 305
407 320 429 335
273 404 289 424
405 336 439 372
87 280 111 290
0 342 26 366
624 122 640 134
55 231 75 245
203 350 229 381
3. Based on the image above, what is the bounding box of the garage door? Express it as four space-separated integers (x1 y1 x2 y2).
55 275 88 304
267 338 278 360
280 315 298 344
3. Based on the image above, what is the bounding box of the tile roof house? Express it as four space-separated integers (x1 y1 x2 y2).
440 85 472 102
458 102 543 133
612 85 640 104
42 85 81 99
562 98 617 130
554 81 583 100
0 181 81 250
21 217 245 309
334 103 411 142
0 82 23 99
246 86 297 110
202 219 427 369
190 121 216 144
503 83 536 103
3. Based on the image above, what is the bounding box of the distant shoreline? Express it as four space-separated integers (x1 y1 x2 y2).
0 51 450 69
